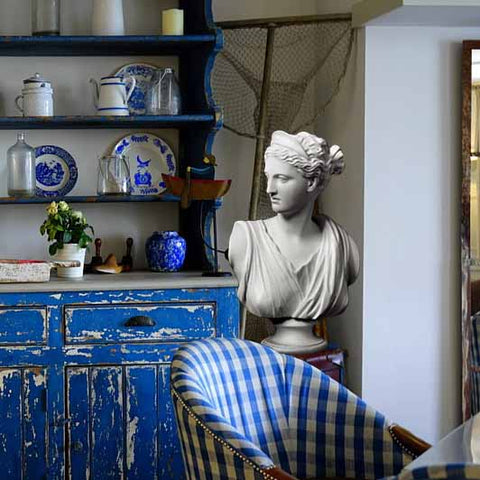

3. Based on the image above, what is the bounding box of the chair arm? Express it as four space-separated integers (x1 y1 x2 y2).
171 386 276 469
388 424 431 458
264 466 299 479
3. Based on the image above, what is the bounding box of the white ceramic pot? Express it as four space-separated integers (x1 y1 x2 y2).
92 0 125 35
15 72 54 117
52 244 86 278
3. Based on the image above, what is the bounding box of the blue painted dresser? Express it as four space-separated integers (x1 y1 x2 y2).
0 273 239 479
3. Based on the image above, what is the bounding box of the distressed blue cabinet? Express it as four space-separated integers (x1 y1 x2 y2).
66 365 173 479
66 364 185 479
0 367 48 479
0 274 239 479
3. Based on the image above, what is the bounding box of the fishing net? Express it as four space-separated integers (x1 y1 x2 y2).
212 17 355 341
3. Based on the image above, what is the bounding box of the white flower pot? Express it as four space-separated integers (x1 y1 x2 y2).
52 244 86 278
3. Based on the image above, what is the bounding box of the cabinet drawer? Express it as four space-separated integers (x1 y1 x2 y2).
64 302 216 344
0 307 47 346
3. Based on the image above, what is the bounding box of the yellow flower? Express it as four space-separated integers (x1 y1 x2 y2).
46 202 58 216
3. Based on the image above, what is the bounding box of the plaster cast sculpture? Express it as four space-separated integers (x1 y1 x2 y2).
228 130 359 354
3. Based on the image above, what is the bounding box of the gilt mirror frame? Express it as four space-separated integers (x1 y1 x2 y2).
461 40 480 421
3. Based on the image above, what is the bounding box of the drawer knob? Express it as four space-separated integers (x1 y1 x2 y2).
73 441 84 453
124 315 156 327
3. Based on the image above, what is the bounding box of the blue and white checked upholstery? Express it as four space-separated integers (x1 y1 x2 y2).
170 338 416 480
387 464 480 479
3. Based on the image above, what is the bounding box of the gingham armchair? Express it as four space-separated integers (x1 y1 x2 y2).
388 464 480 479
170 338 430 480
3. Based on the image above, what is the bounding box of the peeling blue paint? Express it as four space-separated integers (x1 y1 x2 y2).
0 284 239 479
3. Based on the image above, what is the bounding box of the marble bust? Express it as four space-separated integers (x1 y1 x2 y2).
228 130 359 354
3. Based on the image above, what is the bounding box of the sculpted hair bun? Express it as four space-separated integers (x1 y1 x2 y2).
329 144 344 176
296 131 344 177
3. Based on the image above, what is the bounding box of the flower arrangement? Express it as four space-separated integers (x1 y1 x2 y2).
40 201 94 255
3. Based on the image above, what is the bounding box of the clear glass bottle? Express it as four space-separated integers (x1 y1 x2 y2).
32 0 60 36
146 68 182 115
7 133 36 198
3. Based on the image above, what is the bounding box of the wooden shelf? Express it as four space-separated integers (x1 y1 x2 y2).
0 114 216 129
0 194 179 204
0 35 218 56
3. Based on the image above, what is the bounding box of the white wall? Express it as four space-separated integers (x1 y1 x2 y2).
0 0 175 35
361 26 478 442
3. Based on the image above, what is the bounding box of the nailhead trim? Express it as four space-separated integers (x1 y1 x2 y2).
171 387 280 479
388 424 418 459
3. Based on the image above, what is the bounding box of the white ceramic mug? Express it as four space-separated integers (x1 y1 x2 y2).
92 0 125 35
15 88 53 117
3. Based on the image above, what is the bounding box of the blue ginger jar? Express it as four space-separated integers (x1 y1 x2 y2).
145 231 186 272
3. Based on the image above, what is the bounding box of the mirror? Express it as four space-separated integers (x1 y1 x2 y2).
462 41 480 420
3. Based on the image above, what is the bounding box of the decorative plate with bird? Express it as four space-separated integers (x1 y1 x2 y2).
112 133 176 195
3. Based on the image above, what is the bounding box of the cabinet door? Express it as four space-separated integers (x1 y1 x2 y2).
66 364 183 480
0 367 48 479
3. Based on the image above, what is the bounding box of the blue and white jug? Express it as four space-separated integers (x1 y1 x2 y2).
90 75 136 116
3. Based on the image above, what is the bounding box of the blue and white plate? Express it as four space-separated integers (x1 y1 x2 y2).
112 133 176 195
113 63 157 115
35 145 78 198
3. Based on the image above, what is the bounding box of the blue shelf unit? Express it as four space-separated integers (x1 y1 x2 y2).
0 194 179 204
0 35 217 56
0 114 216 129
0 0 224 272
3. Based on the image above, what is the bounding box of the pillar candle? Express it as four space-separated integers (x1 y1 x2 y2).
162 9 184 36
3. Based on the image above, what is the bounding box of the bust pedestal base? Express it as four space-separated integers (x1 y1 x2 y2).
261 319 327 355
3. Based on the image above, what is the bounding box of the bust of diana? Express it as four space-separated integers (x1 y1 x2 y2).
228 130 359 354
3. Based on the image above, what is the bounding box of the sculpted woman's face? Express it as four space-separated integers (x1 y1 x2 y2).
264 155 316 217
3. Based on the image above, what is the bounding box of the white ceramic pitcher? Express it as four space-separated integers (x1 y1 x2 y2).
90 75 136 116
92 0 125 35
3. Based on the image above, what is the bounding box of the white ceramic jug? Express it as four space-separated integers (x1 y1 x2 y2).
90 75 136 116
92 0 125 35
15 72 53 117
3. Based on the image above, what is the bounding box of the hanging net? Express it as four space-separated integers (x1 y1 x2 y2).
212 17 355 341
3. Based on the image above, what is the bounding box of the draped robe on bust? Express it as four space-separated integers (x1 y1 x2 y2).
230 215 359 320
